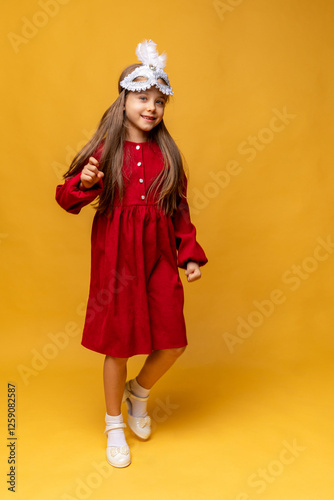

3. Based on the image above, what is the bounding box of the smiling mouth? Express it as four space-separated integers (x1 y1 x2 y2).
141 115 156 121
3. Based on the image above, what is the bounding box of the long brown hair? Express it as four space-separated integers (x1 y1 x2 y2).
64 64 186 217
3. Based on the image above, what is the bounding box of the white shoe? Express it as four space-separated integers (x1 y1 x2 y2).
122 381 151 440
105 423 131 468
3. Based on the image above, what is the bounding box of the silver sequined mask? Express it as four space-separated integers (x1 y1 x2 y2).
119 39 174 96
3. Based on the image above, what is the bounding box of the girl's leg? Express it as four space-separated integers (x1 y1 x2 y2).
122 348 186 441
103 355 131 467
125 348 186 419
103 355 128 415
136 346 187 390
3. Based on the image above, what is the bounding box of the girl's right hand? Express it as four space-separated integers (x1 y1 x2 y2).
80 157 104 189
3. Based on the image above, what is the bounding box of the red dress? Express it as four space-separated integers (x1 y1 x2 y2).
56 140 208 357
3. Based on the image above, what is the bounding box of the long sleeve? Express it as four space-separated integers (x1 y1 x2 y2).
55 143 104 214
171 176 208 270
55 172 103 214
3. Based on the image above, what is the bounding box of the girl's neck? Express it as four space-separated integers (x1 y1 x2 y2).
125 130 149 143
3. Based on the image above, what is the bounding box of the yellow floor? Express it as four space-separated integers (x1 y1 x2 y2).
1 349 333 500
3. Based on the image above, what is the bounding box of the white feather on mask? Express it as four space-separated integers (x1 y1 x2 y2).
135 39 167 69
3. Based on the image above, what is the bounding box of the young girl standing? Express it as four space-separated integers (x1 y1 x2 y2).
56 40 208 468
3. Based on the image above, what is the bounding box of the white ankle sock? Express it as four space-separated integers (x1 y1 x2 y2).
105 413 127 448
128 378 150 418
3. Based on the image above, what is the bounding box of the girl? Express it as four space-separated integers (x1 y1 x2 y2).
55 40 208 468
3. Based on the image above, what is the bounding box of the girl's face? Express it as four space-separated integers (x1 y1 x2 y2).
124 84 167 141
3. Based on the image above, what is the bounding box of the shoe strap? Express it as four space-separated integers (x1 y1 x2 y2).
128 392 149 402
104 423 126 434
126 382 149 402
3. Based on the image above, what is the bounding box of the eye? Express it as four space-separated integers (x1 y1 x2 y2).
139 96 147 101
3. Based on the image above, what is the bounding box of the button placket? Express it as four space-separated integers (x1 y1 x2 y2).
135 144 146 202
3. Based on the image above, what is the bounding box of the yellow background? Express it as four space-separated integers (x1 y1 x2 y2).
1 0 334 498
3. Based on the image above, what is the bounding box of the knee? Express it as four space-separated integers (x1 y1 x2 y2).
166 346 187 358
105 355 128 366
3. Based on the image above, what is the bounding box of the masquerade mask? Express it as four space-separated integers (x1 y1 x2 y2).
120 40 173 96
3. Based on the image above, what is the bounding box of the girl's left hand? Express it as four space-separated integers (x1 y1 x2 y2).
185 261 201 282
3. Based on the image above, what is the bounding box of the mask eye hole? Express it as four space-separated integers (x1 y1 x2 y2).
157 78 167 86
133 76 148 82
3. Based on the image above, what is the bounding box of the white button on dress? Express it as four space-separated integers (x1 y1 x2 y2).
139 178 144 183
137 162 142 166
136 145 140 150
141 195 145 200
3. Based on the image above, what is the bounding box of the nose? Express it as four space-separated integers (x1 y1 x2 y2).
146 100 155 112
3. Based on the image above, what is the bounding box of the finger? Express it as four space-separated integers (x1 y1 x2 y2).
85 164 100 176
185 268 195 275
89 156 99 166
188 274 199 282
81 169 94 179
82 169 98 181
189 269 201 280
81 175 94 184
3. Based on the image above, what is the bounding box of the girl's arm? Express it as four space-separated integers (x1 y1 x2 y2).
171 176 208 270
55 172 103 214
55 144 104 214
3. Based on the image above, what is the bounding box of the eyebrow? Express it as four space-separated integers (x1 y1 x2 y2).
137 91 166 100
